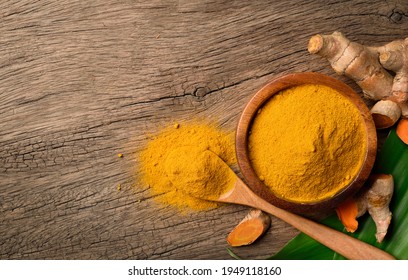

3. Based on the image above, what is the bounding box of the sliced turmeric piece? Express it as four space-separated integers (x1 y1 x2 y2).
397 118 408 144
371 100 401 129
227 209 271 247
335 198 359 233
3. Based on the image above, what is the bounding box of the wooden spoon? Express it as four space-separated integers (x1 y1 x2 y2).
168 149 395 260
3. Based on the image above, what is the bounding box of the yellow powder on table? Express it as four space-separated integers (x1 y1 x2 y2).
139 122 236 212
248 84 367 203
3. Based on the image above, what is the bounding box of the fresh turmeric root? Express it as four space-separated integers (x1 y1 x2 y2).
379 38 408 118
335 198 359 233
308 31 393 101
397 118 408 144
336 174 394 243
308 32 408 128
227 209 271 247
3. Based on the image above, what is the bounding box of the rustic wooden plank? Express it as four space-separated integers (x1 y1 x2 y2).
1 0 408 259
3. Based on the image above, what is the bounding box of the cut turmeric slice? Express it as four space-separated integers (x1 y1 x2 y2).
227 209 271 247
335 198 359 233
397 118 408 145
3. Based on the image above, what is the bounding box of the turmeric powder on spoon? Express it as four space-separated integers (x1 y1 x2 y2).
248 84 367 203
139 122 237 212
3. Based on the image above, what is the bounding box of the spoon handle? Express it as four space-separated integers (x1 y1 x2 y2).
259 199 394 260
222 179 395 260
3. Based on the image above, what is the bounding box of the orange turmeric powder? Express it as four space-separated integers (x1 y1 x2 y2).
249 84 367 203
138 122 236 212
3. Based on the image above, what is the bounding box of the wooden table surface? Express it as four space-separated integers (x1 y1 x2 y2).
1 0 407 260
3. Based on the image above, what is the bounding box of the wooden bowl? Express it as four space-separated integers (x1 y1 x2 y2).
236 72 377 216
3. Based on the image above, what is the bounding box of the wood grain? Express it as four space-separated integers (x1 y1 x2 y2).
1 0 408 259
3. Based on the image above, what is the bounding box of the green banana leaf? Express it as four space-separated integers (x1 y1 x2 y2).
269 128 408 260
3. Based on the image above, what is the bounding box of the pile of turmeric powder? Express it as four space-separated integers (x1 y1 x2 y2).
165 147 237 201
139 122 236 212
249 84 367 203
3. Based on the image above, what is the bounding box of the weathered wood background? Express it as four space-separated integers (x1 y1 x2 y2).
1 0 408 259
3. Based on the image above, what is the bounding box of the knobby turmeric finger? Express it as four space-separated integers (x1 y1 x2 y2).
359 174 394 243
227 209 271 247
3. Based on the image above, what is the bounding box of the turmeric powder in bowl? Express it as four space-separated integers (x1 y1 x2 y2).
248 84 367 203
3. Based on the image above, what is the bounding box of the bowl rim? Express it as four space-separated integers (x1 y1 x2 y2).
235 72 377 214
